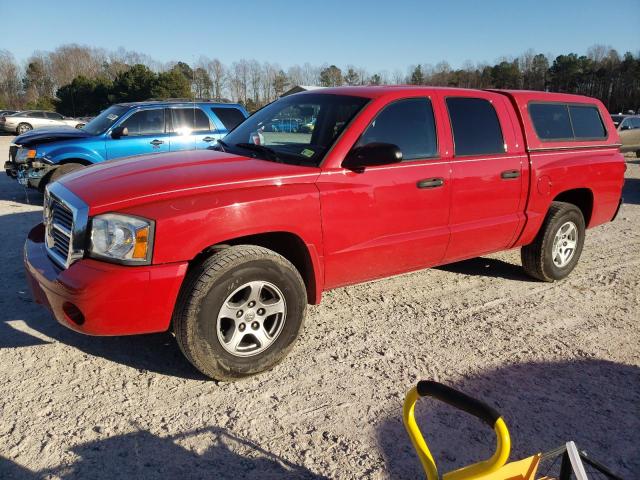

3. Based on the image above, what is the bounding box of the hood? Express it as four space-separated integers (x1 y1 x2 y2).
60 149 321 213
14 127 91 146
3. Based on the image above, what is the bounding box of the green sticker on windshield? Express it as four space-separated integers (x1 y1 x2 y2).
301 148 315 158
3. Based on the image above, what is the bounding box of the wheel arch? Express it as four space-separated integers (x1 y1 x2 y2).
190 231 321 305
552 188 594 227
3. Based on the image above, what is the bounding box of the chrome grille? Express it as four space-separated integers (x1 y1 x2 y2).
44 183 89 269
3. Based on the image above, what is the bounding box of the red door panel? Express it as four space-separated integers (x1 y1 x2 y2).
441 93 526 262
318 161 451 289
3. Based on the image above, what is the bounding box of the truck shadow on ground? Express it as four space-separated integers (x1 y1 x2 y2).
435 257 530 281
0 182 44 205
0 426 326 479
376 359 638 479
0 209 205 380
622 177 640 205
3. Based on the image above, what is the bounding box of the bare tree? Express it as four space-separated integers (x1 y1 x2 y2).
248 59 262 104
0 50 22 108
229 60 249 104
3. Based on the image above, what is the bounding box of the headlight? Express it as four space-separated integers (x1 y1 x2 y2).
89 213 154 264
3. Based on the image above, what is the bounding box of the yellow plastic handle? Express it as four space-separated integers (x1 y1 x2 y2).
402 385 511 480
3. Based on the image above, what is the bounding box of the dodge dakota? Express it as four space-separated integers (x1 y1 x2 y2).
24 86 625 379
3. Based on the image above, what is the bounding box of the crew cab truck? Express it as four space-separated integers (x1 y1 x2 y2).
24 87 625 380
4 100 248 190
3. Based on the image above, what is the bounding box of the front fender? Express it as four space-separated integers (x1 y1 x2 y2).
120 183 325 301
44 142 106 165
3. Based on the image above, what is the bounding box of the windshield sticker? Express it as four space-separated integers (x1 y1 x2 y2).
106 114 118 121
301 148 315 158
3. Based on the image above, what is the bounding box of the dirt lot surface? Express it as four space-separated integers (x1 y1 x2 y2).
0 133 638 479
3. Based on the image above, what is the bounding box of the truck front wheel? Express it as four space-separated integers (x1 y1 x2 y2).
173 245 307 380
521 201 586 282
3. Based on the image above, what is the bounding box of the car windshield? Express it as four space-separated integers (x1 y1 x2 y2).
611 115 625 127
81 105 130 135
222 93 369 166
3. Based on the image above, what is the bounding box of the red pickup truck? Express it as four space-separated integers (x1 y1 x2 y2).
24 86 625 380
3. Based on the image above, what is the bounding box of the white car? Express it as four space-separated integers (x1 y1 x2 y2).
0 110 85 135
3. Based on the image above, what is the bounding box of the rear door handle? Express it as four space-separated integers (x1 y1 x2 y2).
150 139 164 146
202 136 216 142
501 169 520 179
417 177 444 189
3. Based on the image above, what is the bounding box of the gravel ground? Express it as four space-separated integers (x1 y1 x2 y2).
0 133 638 479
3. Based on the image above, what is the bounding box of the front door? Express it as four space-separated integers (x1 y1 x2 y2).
442 94 525 262
318 97 451 289
106 108 169 160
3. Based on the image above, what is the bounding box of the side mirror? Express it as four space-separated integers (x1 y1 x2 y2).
342 142 403 171
111 126 129 139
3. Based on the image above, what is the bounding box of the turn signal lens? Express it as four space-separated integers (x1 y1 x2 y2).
27 149 37 158
132 226 150 259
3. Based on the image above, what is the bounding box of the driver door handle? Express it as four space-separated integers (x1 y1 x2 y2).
150 139 164 146
202 136 216 142
501 169 520 179
417 177 445 189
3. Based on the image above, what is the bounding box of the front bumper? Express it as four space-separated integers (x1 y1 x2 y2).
24 223 188 336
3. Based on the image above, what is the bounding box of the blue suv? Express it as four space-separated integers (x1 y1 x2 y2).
4 100 248 190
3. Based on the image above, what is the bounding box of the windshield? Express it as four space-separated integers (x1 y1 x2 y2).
611 115 625 127
222 93 369 166
82 105 130 135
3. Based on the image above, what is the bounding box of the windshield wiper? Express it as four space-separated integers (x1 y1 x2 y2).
210 139 229 152
235 143 282 163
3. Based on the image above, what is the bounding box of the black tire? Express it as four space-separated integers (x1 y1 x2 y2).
49 163 84 184
521 201 586 282
17 123 32 135
173 245 307 380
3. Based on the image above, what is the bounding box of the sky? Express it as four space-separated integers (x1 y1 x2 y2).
1 0 639 72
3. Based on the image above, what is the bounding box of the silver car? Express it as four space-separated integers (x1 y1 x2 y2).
0 110 85 135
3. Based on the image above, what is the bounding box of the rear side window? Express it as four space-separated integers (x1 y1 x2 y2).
169 108 211 133
31 112 46 119
446 97 505 156
529 103 606 140
357 98 437 161
212 107 246 131
46 112 63 120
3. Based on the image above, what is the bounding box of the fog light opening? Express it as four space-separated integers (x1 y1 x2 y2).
62 302 85 325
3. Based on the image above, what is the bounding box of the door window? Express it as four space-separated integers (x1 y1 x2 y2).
212 107 246 131
446 97 505 156
168 108 211 134
45 112 64 120
356 98 438 161
121 109 165 136
31 111 46 119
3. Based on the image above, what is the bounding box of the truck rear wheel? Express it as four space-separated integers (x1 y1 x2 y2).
173 245 307 380
521 201 585 282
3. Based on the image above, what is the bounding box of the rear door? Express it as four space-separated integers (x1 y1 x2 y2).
442 93 526 262
167 106 219 151
105 108 169 159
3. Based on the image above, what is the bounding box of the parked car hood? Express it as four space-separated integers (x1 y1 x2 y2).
14 127 91 146
59 149 321 214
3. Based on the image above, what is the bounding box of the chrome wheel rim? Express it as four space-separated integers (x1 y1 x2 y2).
216 281 286 357
552 221 578 268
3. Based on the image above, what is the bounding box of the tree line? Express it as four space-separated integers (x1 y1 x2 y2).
0 44 638 116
